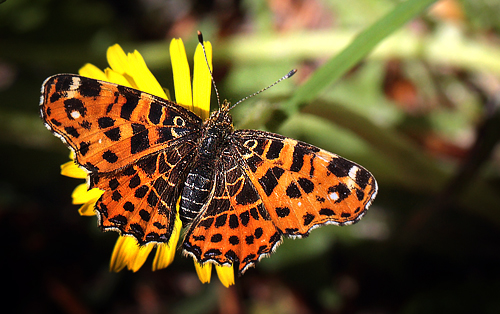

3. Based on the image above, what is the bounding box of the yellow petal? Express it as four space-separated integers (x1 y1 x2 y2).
106 44 130 75
152 212 182 270
104 68 133 87
71 184 103 204
215 264 235 288
61 161 87 179
78 200 97 216
110 236 154 272
193 41 212 120
110 236 134 272
79 63 107 81
170 38 193 111
127 50 167 99
194 262 212 284
128 242 155 272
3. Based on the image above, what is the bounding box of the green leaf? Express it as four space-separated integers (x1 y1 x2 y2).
282 0 438 115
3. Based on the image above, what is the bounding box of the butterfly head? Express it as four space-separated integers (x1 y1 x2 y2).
198 101 234 157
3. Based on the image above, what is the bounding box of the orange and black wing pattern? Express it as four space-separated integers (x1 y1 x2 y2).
183 129 377 274
40 74 202 244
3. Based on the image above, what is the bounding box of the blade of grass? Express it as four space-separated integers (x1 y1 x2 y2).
282 0 438 116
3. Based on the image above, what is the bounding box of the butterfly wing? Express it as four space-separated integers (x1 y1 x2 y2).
182 148 282 274
183 129 377 274
232 130 377 234
41 74 202 174
41 74 203 244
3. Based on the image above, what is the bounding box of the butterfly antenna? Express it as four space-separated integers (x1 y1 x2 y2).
228 69 297 111
197 31 221 108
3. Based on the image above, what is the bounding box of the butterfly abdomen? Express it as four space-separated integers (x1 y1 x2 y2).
179 109 236 225
179 164 214 224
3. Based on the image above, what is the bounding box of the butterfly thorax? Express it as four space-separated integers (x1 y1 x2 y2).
197 105 234 158
179 105 234 225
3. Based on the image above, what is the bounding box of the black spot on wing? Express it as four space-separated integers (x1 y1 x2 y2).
64 126 79 138
276 207 290 218
245 154 263 173
79 141 90 156
328 183 351 203
111 191 122 201
50 118 62 127
147 191 159 207
239 211 250 226
199 217 214 229
297 177 314 194
148 101 163 124
139 209 151 222
79 77 102 97
130 223 144 238
327 157 353 177
266 140 284 160
108 178 119 190
118 86 140 120
285 182 301 198
303 213 314 225
258 167 285 197
229 214 239 229
98 117 115 129
355 168 372 189
229 236 239 245
131 129 150 154
123 202 135 212
320 208 335 216
134 185 149 198
235 180 260 205
64 98 87 120
79 120 91 129
290 144 308 172
356 189 365 201
102 150 118 163
211 234 223 243
129 174 141 188
104 127 121 141
204 249 222 258
215 213 227 227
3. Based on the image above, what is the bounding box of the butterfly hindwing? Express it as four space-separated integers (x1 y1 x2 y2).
96 139 198 244
183 147 282 274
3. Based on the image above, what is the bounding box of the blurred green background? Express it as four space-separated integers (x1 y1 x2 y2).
2 0 500 313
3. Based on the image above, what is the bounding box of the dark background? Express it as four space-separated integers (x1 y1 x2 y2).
1 0 500 313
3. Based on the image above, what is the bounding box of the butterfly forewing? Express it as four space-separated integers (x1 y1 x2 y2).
232 130 377 234
41 74 202 175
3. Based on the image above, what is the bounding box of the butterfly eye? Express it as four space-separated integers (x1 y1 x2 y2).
173 116 185 127
244 140 257 149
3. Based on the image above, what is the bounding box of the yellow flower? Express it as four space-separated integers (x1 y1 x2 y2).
62 39 234 287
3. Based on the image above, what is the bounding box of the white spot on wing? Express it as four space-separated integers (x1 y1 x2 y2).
66 76 81 98
328 192 339 201
349 166 359 179
70 111 81 119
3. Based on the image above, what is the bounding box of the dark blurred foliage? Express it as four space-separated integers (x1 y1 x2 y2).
1 0 500 313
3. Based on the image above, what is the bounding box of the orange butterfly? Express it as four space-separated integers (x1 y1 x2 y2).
41 68 376 275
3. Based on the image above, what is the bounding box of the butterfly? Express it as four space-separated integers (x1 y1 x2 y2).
40 72 377 274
